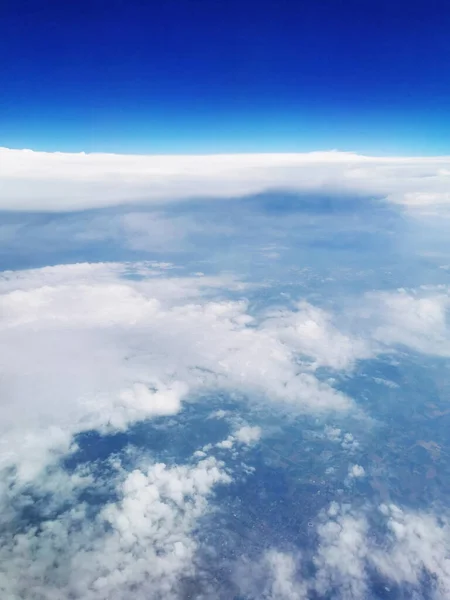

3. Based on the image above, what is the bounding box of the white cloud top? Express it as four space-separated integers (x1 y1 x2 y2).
313 502 450 600
215 425 262 450
2 260 449 486
0 261 353 484
1 147 450 211
366 287 450 356
348 464 366 478
0 453 231 600
238 502 450 600
2 147 450 600
263 301 371 371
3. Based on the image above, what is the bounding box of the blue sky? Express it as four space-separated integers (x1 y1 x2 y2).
2 0 450 154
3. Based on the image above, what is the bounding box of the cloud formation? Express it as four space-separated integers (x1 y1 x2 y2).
262 301 371 371
2 260 449 488
236 501 450 600
0 452 231 600
365 286 450 356
348 464 365 478
1 147 450 212
0 261 354 485
2 147 450 600
314 501 450 600
235 549 307 600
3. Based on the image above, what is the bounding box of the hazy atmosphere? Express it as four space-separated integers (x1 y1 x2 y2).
2 1 450 599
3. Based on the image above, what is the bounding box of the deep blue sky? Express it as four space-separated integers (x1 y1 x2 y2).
1 0 450 154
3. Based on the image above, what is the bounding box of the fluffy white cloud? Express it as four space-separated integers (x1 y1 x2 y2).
348 464 365 478
238 500 450 600
262 301 371 371
263 550 308 600
4 146 450 600
0 261 352 484
0 453 231 600
1 147 450 212
215 425 262 450
260 284 450 369
234 425 262 445
373 504 450 597
314 503 369 599
324 427 360 452
10 260 450 493
362 286 450 357
313 502 450 600
234 549 307 600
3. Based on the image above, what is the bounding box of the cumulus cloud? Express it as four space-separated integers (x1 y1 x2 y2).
237 501 450 600
314 504 369 599
234 425 262 445
324 425 343 441
0 261 352 484
215 425 262 450
234 549 307 600
1 147 450 211
361 286 450 357
7 260 450 493
259 284 450 369
373 504 450 597
263 550 308 600
324 427 360 452
0 453 231 600
348 464 365 478
314 502 450 600
262 301 371 371
3 146 450 600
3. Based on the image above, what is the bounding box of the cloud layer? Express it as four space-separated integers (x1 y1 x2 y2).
237 501 450 600
2 259 449 486
0 451 231 600
0 261 357 485
1 147 450 211
2 146 450 600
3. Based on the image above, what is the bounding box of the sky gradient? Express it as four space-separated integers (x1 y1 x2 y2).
1 0 450 154
4 5 450 595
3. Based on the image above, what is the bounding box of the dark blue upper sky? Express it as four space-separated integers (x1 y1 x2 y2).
1 0 450 154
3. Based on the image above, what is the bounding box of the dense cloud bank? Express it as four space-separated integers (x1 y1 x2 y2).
1 147 450 212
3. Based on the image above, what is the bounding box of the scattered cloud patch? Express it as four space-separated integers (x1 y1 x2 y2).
324 427 359 452
360 286 450 357
314 502 450 600
235 425 262 445
348 464 365 478
237 501 450 600
235 549 307 600
0 452 231 600
324 426 342 442
216 425 262 451
262 301 371 371
0 261 352 484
